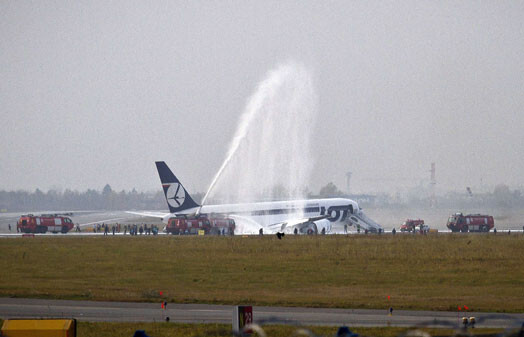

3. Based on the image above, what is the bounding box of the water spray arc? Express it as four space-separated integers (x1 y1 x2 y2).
199 62 318 216
198 82 265 209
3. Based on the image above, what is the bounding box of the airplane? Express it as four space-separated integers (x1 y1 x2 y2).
128 161 382 235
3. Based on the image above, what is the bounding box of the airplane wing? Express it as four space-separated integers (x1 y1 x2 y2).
125 211 170 219
80 217 135 227
268 215 329 233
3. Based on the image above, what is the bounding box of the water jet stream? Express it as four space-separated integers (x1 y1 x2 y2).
199 62 318 220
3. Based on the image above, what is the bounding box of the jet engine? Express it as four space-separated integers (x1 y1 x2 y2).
298 218 331 235
314 218 332 234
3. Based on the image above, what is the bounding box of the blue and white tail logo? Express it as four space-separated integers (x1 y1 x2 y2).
165 183 185 208
156 161 199 213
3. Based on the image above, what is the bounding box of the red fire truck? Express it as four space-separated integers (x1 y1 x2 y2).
17 214 75 234
446 213 494 232
166 215 235 235
400 219 425 232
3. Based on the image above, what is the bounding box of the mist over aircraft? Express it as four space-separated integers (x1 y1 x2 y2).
129 162 382 235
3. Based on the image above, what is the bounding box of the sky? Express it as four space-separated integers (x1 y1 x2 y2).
1 1 524 196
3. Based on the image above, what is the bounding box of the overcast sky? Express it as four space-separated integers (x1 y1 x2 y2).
1 1 524 196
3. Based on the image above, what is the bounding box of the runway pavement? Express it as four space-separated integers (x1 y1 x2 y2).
0 298 523 329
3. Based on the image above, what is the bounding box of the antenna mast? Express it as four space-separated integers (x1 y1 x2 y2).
429 163 436 208
345 171 352 195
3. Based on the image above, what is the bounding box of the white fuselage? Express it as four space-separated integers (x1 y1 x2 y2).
162 198 361 233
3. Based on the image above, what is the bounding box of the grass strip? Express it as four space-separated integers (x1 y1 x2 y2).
1 234 523 312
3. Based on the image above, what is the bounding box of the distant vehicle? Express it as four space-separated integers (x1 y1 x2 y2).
17 214 74 234
400 219 425 232
165 215 235 235
208 215 236 235
415 223 430 233
447 213 494 232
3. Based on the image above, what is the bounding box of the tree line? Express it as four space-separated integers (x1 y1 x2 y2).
0 184 170 212
1 182 522 212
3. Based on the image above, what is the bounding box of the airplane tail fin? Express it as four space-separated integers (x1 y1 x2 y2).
155 161 200 213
